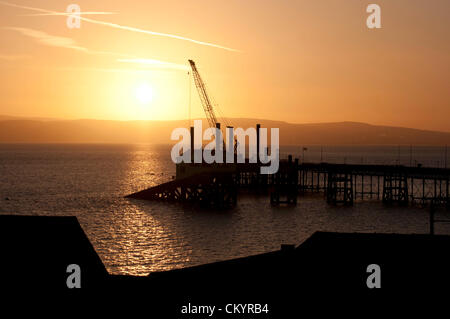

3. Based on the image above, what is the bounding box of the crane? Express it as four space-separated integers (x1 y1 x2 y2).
188 59 219 128
188 59 238 154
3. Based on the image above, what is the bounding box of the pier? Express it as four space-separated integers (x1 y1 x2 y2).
126 123 450 209
297 162 450 207
127 160 450 209
126 171 238 209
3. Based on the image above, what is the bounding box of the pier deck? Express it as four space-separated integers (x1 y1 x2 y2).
127 161 450 208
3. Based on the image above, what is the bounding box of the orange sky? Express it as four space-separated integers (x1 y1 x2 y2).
0 0 449 131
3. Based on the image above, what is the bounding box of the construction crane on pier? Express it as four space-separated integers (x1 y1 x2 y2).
188 59 220 128
188 59 238 153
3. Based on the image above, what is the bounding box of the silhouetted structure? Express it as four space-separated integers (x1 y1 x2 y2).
382 172 409 205
429 199 450 235
326 171 354 205
126 172 237 209
126 121 450 209
0 215 108 292
270 156 298 206
3 215 450 309
128 158 450 209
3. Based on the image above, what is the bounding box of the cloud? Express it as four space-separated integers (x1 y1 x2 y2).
0 0 240 52
5 27 88 52
4 27 190 72
4 27 134 58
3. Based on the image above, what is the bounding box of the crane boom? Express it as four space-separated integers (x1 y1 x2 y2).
188 59 218 128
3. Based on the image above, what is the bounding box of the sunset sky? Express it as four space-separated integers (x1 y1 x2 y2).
0 0 449 131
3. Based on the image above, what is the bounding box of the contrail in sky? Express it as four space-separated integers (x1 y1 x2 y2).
5 26 190 70
0 1 240 52
19 12 118 17
4 26 133 57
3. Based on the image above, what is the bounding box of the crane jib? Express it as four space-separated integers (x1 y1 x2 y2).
188 59 219 129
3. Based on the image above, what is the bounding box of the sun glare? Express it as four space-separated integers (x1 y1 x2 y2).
135 83 153 104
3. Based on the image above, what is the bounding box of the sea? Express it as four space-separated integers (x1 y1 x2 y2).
1 144 449 276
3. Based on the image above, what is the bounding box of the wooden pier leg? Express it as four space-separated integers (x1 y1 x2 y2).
301 170 304 193
323 172 326 192
377 175 380 200
326 172 335 205
361 174 364 200
434 178 437 203
308 170 311 191
344 174 351 205
446 178 449 210
382 174 391 204
370 175 373 199
423 178 426 206
348 173 354 205
403 174 409 205
316 172 319 191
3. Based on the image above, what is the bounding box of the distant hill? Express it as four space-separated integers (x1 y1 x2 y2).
1 116 450 145
0 115 62 121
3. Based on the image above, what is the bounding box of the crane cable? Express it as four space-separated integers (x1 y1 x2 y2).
188 71 192 127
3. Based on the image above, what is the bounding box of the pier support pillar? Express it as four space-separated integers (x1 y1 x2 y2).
382 173 408 206
270 157 298 206
326 172 353 206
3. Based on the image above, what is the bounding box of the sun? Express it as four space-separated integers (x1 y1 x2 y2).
135 83 154 104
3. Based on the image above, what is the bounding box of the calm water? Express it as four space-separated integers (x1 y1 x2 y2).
0 144 449 276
